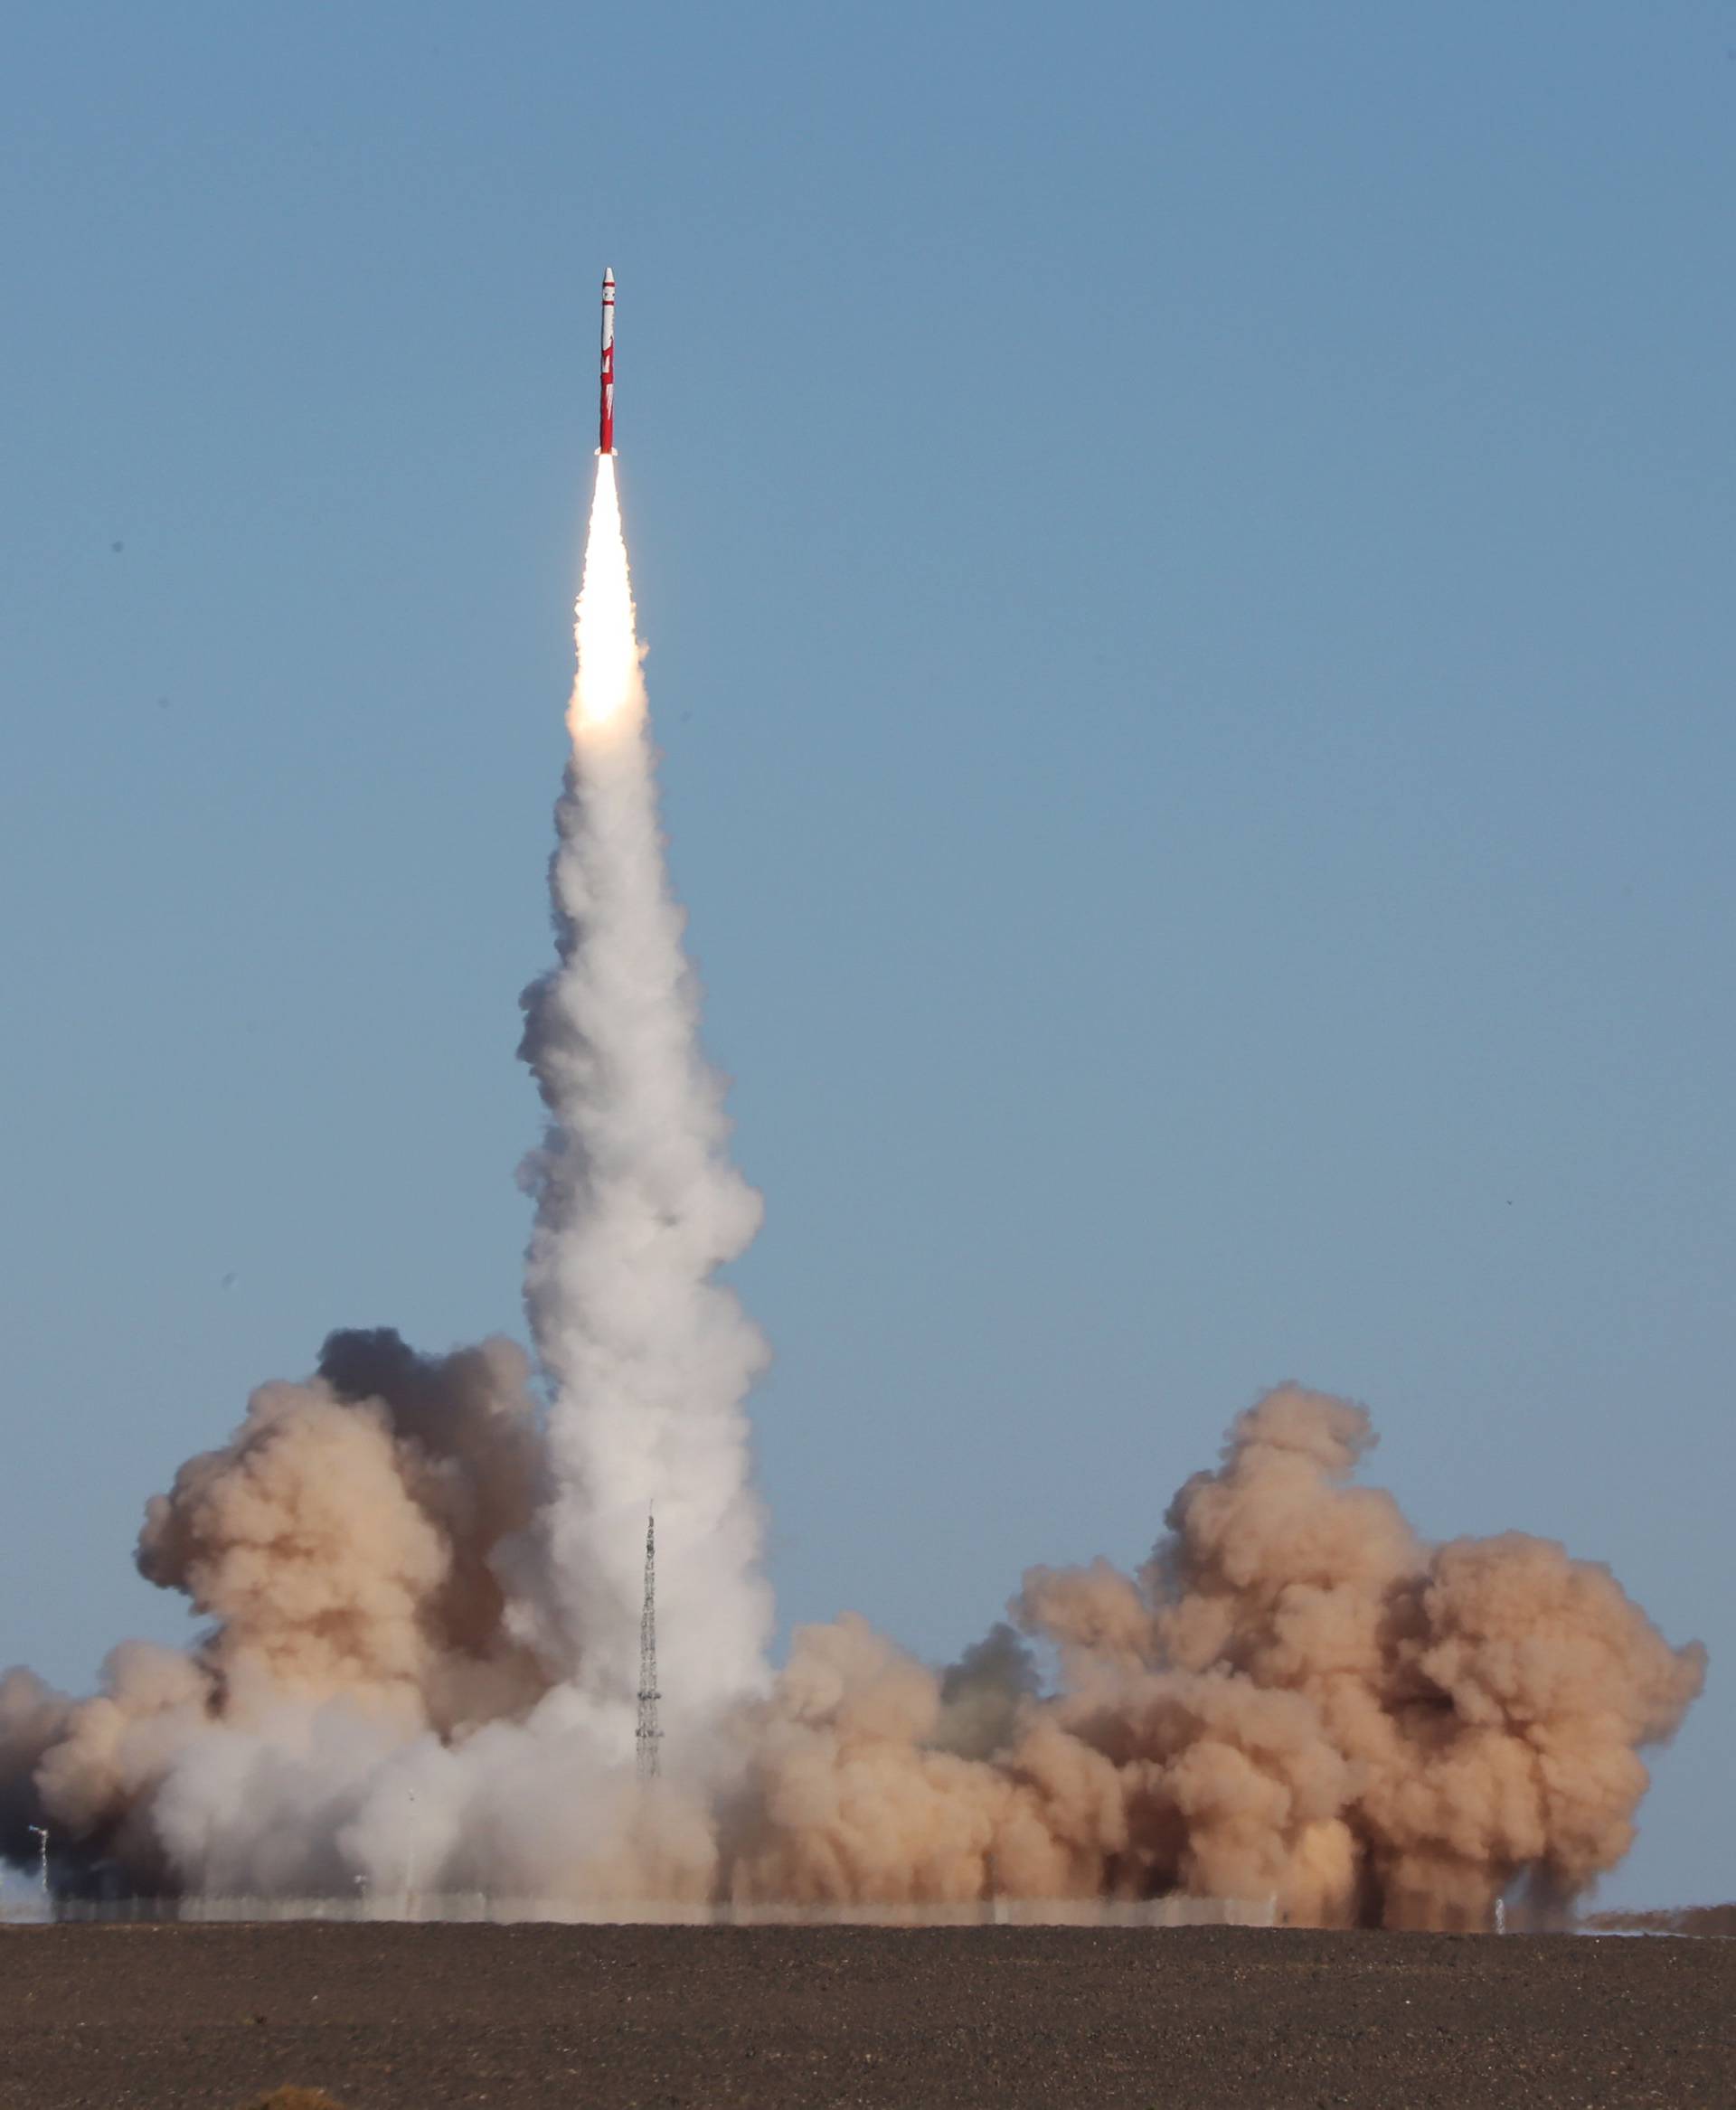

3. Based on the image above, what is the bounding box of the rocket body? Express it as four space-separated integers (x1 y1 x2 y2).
599 268 616 454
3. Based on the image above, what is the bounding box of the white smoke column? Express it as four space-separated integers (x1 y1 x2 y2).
521 454 771 1743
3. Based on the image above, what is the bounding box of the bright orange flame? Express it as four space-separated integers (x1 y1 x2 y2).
568 455 645 739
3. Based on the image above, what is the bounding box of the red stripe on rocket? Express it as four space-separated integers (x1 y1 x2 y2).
599 268 616 455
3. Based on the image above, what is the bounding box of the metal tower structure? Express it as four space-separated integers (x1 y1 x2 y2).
636 1509 662 1780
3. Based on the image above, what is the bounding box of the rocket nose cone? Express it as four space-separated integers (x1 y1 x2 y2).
604 268 615 285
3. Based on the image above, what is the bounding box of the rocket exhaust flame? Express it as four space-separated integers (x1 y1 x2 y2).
566 455 639 735
0 288 1708 1926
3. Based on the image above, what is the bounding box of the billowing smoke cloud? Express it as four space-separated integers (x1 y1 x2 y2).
0 1332 552 1896
0 460 1706 1927
720 1386 1704 1926
141 1330 545 1731
0 1372 1703 1925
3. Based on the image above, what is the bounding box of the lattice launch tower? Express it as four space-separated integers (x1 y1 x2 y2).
636 1509 662 1780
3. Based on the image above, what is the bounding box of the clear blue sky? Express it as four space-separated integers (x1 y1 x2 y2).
2 2 1731 1908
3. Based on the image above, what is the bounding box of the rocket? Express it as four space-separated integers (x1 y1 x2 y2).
599 268 616 455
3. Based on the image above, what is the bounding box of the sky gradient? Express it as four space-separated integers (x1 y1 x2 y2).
2 2 1732 1907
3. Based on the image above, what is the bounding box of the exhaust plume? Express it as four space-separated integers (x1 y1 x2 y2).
0 457 1705 1927
517 452 771 1732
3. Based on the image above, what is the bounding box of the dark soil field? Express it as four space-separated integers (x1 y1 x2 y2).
2 1921 1731 2110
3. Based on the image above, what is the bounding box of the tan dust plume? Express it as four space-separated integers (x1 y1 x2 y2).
0 1371 1704 1924
722 1384 1704 1927
0 1331 551 1888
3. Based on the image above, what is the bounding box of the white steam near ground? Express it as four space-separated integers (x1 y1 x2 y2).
0 458 1706 1929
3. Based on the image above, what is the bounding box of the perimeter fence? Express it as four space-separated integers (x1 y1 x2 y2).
18 1892 1281 1929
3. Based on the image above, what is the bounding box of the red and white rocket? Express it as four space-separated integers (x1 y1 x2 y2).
599 268 616 455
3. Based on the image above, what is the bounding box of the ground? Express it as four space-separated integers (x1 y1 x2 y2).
1 1922 1731 2108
